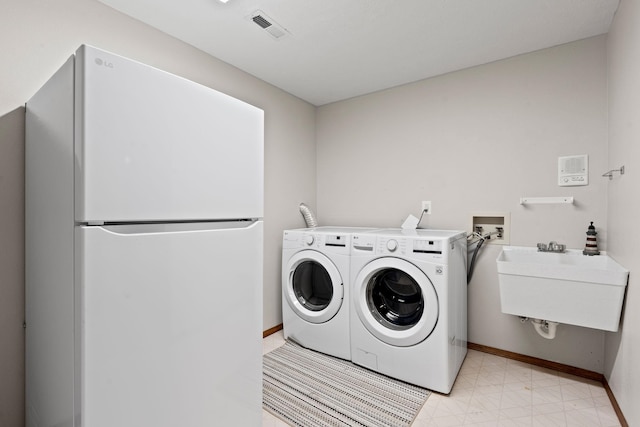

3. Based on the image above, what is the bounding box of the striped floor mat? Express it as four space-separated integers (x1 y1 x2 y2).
263 341 430 427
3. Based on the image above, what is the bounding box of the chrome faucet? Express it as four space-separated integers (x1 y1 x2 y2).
537 241 566 253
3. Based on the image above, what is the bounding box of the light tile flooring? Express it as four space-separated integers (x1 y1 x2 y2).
262 331 621 427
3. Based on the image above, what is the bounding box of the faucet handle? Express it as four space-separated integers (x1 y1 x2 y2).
549 242 566 252
537 243 547 252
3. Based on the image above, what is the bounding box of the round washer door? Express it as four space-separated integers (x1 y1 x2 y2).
354 257 438 347
284 250 343 324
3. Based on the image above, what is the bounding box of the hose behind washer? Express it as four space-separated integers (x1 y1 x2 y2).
467 231 498 284
467 237 485 283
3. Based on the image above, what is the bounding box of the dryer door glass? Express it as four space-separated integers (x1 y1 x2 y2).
284 250 343 324
292 261 333 311
367 269 423 330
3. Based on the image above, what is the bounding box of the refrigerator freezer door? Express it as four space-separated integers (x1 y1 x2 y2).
76 221 263 427
75 45 263 223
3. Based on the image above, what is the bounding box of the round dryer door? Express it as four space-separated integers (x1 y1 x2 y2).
354 258 438 347
284 250 343 324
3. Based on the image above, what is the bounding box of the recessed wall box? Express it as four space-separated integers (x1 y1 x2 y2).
558 155 588 186
471 213 510 245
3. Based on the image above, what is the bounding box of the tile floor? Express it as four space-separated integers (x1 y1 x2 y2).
262 331 621 427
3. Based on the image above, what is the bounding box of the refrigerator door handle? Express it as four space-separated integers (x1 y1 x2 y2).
96 219 261 235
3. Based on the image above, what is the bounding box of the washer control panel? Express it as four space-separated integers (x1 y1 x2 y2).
413 239 443 254
352 233 447 260
378 237 406 254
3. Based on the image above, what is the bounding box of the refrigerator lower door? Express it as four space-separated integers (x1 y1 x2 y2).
76 220 263 427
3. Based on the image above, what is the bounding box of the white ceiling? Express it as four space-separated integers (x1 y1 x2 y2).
97 0 619 106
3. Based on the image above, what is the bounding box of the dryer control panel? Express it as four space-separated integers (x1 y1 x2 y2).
284 230 351 254
325 234 348 247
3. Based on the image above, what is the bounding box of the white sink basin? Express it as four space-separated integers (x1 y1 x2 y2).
497 246 629 332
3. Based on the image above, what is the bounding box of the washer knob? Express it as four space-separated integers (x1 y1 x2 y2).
386 239 398 252
304 235 315 246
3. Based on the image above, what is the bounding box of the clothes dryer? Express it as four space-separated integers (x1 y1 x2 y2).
350 228 467 393
282 226 375 360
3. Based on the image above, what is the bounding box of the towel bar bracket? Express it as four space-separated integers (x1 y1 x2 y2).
602 165 625 180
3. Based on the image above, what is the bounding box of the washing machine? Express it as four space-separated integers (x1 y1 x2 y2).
282 226 376 360
349 228 467 393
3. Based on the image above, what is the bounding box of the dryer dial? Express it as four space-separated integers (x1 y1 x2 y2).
304 235 315 246
386 239 398 252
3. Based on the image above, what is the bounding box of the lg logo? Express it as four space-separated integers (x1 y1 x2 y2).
94 58 114 69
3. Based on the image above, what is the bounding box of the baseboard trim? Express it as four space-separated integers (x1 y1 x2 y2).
468 342 628 427
263 323 283 338
467 342 603 381
602 377 629 427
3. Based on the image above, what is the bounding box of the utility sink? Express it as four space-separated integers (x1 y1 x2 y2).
497 246 629 332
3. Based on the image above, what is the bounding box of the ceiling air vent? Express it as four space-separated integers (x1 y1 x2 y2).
250 10 288 40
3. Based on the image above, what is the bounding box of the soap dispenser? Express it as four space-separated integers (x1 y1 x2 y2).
583 221 600 256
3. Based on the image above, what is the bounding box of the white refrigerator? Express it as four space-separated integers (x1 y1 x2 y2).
25 45 264 427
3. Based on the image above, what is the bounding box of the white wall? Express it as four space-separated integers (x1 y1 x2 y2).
0 108 25 427
605 0 640 425
0 1 316 425
317 36 610 372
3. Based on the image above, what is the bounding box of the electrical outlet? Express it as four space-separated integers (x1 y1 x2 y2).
422 201 432 215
